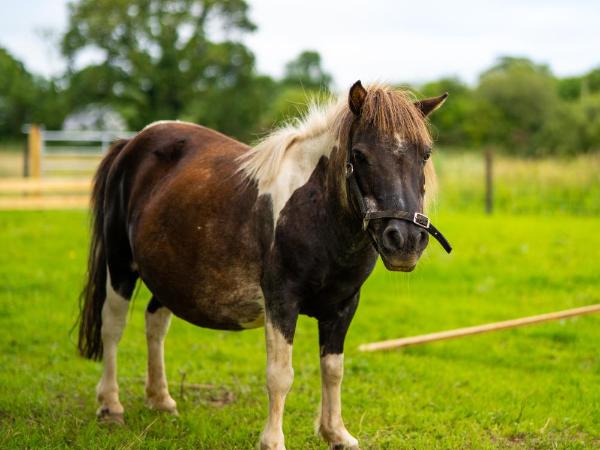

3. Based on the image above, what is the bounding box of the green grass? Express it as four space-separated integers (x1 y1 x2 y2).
0 211 599 449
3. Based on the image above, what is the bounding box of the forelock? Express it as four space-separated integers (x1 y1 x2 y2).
336 83 432 147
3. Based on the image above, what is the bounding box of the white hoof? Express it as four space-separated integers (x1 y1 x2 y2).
259 430 286 450
320 425 359 450
146 393 178 415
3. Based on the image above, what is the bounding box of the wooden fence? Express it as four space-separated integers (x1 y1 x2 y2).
0 125 135 210
0 178 92 210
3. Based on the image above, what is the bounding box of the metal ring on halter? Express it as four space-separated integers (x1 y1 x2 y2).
345 162 354 177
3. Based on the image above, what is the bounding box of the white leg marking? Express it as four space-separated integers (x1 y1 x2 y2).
96 275 129 421
145 306 177 414
319 354 359 449
260 321 294 450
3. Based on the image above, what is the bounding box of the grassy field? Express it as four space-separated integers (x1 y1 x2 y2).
433 151 600 215
0 210 598 449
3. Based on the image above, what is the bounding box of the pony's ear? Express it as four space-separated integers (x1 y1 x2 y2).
349 80 367 116
415 93 448 117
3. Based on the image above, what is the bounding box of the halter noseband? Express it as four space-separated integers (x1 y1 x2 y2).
345 138 452 254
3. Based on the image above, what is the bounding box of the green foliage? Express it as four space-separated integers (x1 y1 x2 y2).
251 50 334 132
257 85 331 133
558 76 583 101
423 58 600 156
61 0 264 140
1 2 599 156
0 48 34 135
1 208 599 448
578 93 600 149
476 58 560 155
420 78 489 147
0 47 69 136
282 50 332 90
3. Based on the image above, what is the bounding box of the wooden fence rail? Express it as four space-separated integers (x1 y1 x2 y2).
358 304 600 352
0 178 91 210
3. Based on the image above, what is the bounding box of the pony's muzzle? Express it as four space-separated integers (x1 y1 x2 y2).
379 219 429 271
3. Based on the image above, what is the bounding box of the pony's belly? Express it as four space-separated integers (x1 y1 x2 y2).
189 296 264 330
162 279 265 331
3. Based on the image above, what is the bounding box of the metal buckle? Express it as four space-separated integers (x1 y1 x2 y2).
345 162 354 177
413 212 430 229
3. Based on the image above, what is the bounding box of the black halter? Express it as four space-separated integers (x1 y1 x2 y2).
345 142 452 254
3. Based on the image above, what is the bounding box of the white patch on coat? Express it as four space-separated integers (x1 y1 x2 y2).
145 307 177 413
266 131 336 225
238 99 346 227
364 196 378 212
392 133 407 155
318 353 359 448
96 272 130 417
260 321 294 450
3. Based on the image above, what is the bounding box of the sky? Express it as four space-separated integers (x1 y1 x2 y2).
1 0 599 90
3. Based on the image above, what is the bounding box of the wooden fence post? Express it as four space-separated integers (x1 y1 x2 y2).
28 124 42 179
485 148 493 214
23 137 29 177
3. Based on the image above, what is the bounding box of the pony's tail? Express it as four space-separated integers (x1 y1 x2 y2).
78 139 129 360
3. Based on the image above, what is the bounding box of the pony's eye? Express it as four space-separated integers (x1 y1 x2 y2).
353 149 368 164
423 151 431 162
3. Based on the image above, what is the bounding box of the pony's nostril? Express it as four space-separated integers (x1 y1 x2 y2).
383 227 405 252
416 230 429 248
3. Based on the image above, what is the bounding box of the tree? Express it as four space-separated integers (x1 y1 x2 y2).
477 57 560 155
0 47 37 137
255 51 334 133
61 0 273 140
419 78 487 147
283 51 332 91
558 76 583 101
584 67 600 94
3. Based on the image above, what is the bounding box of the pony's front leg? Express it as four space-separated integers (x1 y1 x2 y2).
317 293 360 450
260 307 299 450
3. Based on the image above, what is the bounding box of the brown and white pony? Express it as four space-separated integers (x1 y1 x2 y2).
78 81 447 449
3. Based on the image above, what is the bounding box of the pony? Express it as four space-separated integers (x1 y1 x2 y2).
78 81 448 449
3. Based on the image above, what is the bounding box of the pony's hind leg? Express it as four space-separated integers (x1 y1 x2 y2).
96 270 136 423
145 297 177 414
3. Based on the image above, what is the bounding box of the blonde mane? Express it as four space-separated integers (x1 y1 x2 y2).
238 83 437 215
238 97 346 187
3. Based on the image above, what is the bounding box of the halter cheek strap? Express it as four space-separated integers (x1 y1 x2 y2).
345 160 453 254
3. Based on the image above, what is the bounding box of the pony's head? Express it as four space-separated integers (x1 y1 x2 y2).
337 81 447 271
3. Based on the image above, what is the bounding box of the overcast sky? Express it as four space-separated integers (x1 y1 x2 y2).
2 0 599 90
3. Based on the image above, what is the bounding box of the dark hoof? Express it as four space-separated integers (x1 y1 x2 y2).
97 407 124 425
331 443 360 450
